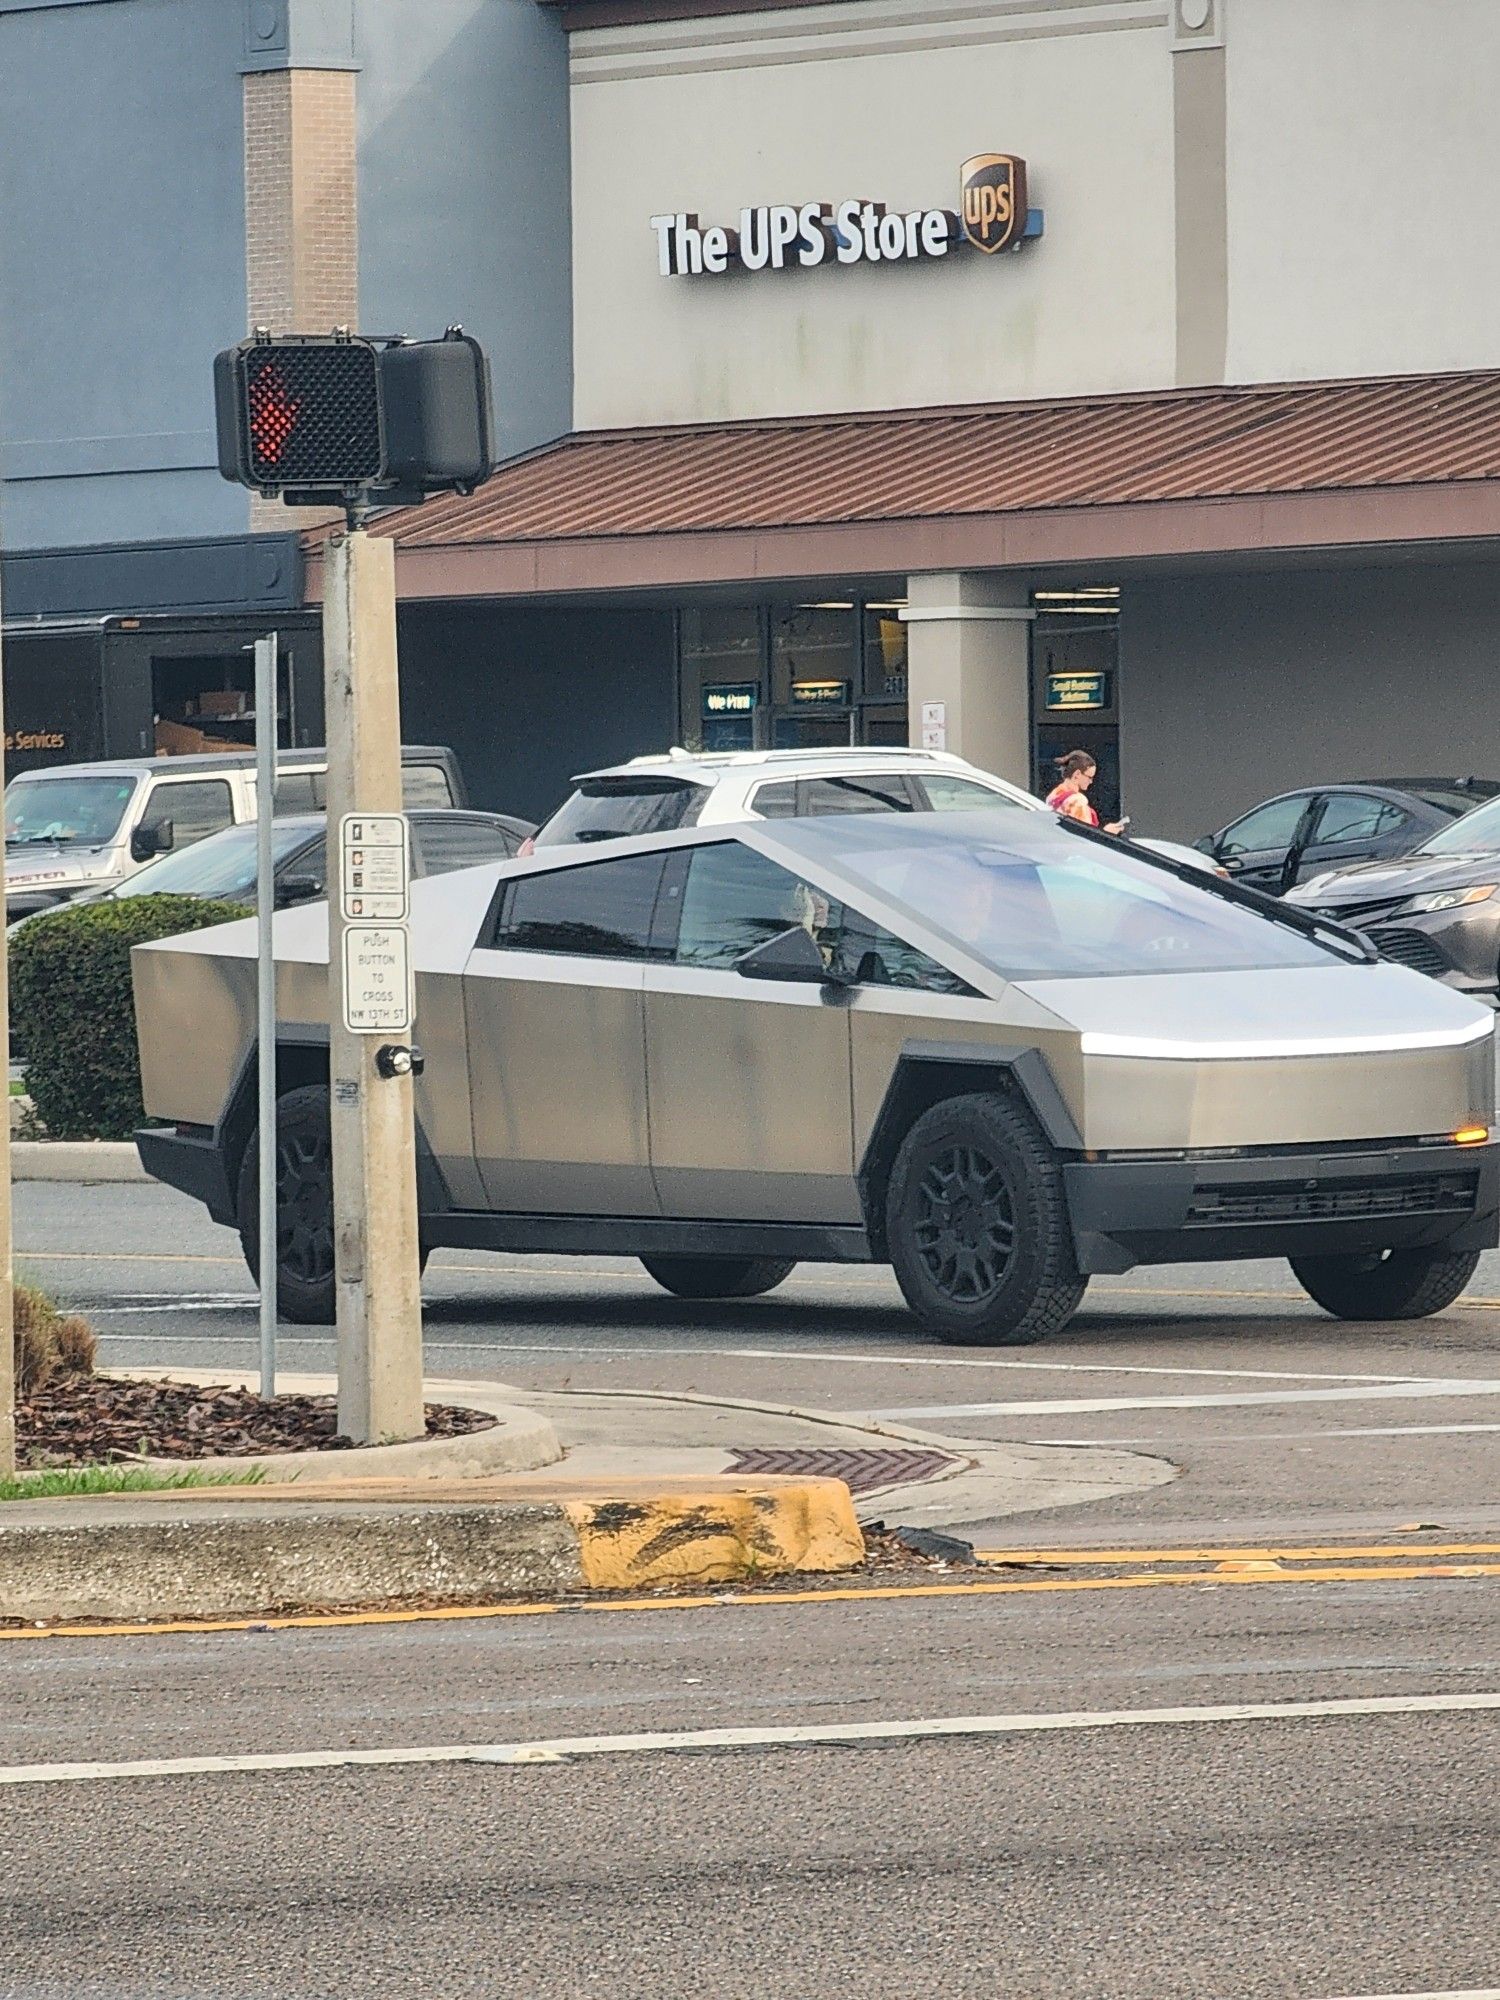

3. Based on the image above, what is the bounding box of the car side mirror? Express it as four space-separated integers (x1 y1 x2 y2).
131 820 174 863
733 925 834 985
274 874 323 909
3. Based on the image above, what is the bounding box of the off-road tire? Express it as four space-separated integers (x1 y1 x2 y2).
886 1091 1087 1345
640 1255 797 1300
238 1084 337 1325
1289 1245 1481 1321
237 1082 430 1326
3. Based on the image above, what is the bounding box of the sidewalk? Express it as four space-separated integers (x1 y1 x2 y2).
1 1370 1174 1624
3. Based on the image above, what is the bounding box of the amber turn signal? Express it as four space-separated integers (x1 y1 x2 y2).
1452 1125 1490 1146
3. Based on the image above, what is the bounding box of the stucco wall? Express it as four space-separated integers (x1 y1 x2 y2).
0 0 573 556
1224 0 1500 384
358 0 573 464
0 0 250 550
569 0 1177 428
1120 561 1500 845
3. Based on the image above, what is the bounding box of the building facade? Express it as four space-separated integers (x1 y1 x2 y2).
7 0 1500 839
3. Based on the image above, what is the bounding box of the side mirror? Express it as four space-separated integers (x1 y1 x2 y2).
274 874 323 909
733 925 834 985
131 819 174 863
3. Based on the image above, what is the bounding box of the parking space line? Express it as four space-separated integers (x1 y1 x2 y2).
0 1689 1494 1789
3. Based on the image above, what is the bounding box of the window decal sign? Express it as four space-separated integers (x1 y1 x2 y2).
650 155 1040 278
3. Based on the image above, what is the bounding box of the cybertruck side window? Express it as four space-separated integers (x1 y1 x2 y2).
839 913 975 995
675 843 842 969
489 852 668 960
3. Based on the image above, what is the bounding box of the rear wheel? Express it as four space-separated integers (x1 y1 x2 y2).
886 1091 1086 1345
238 1084 337 1325
640 1255 796 1300
1290 1245 1480 1321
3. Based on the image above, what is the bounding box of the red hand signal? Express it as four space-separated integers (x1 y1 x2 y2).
247 361 303 469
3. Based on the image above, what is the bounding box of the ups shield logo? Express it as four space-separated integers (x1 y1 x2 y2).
960 154 1028 255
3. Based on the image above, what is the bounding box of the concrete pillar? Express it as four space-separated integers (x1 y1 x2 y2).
902 573 1035 788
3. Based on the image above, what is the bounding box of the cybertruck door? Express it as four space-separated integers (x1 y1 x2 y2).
464 852 666 1216
643 842 858 1223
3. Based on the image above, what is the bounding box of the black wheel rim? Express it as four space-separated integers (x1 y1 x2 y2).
913 1143 1015 1304
275 1120 334 1287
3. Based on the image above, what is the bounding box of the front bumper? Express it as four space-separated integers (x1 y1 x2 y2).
136 1124 236 1227
1063 1139 1500 1273
1344 905 1500 995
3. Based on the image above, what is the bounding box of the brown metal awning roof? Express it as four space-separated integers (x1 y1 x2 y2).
306 371 1500 604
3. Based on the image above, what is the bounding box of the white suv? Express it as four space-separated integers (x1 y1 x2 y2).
529 747 1041 849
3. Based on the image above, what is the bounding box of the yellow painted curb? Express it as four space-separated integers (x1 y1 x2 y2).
564 1478 865 1591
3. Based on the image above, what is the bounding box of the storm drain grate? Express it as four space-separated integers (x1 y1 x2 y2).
724 1447 961 1495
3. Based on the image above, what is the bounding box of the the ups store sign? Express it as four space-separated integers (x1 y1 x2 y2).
650 152 1041 278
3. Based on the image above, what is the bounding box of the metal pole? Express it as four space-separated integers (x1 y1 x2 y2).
254 632 279 1399
0 505 14 1477
323 528 424 1445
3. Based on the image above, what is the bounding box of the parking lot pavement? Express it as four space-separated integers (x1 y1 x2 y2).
17 1179 1500 1544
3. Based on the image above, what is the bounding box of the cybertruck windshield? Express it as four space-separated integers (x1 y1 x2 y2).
769 811 1341 982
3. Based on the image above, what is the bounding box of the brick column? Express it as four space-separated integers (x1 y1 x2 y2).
243 67 358 527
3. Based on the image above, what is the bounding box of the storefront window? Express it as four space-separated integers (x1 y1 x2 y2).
680 608 762 750
675 597 910 753
1031 586 1121 820
769 603 856 747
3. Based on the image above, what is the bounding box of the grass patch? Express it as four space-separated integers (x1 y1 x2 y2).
1 1463 268 1503
9 1080 25 1097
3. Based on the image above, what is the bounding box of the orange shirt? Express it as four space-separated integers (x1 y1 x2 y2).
1046 783 1098 827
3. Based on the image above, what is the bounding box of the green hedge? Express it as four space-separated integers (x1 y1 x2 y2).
11 896 250 1141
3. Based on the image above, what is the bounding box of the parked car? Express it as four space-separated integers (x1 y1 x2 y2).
527 745 1222 873
133 812 1496 1344
82 808 535 914
1197 779 1500 896
4 745 467 922
1285 790 1500 995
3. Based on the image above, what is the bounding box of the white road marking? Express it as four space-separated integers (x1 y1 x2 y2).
878 1379 1500 1419
79 1323 1423 1386
1039 1422 1500 1446
0 1690 1492 1790
1324 1991 1500 1999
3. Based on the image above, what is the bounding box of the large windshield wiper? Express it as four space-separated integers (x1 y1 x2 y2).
1053 815 1379 965
5 834 75 848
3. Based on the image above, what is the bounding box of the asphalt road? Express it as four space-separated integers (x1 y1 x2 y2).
7 1180 1500 1997
20 1178 1500 1540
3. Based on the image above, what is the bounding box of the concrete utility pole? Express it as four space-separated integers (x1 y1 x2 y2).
0 541 13 1478
322 529 425 1445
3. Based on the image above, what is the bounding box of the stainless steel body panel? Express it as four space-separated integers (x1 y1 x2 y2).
847 987 1084 1163
1014 966 1494 1150
133 826 1500 1290
465 948 656 1215
643 964 857 1221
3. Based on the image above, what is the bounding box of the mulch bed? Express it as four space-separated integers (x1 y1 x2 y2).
17 1374 495 1467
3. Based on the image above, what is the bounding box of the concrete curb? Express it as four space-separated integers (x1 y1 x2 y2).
122 1378 564 1485
0 1475 865 1622
11 1140 148 1183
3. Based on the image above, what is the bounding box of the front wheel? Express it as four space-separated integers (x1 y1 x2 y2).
886 1091 1086 1345
1290 1244 1481 1321
640 1255 796 1300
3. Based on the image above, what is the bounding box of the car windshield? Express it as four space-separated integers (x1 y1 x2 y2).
5 774 139 847
113 820 314 901
536 778 707 848
1418 796 1500 855
767 812 1338 981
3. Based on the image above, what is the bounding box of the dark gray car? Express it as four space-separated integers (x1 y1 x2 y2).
1286 793 1500 994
